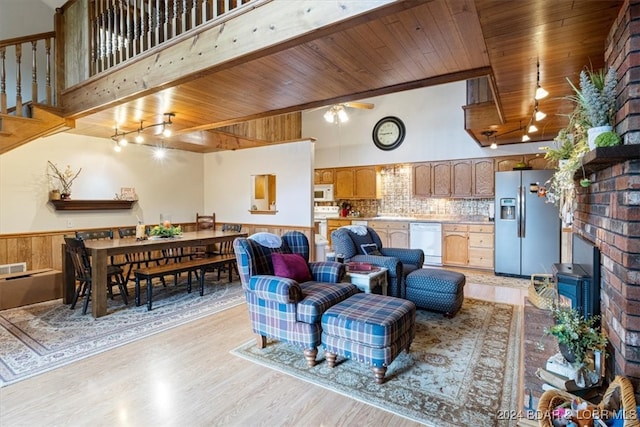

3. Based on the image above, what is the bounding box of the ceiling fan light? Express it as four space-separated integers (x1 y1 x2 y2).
324 110 334 123
528 124 538 133
337 108 349 123
535 85 548 100
535 110 546 121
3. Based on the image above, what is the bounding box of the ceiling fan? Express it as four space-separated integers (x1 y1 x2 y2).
313 102 375 124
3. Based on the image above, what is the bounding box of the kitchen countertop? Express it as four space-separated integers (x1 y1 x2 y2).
329 215 494 224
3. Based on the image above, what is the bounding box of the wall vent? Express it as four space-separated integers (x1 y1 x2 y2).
0 262 27 275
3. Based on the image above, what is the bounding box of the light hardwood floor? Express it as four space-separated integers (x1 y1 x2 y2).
0 280 526 427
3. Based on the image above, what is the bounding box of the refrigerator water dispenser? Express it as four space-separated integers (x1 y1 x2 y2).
500 198 516 220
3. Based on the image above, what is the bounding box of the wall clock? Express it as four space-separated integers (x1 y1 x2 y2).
372 116 405 150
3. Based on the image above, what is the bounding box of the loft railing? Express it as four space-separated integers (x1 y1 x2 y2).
90 0 252 75
0 32 56 116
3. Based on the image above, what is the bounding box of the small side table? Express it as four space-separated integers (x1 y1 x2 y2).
346 267 388 295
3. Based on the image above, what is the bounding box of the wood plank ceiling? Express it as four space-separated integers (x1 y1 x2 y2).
63 0 623 152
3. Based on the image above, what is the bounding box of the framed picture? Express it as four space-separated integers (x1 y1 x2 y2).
120 187 137 200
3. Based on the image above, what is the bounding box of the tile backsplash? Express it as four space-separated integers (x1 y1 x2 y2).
340 164 494 218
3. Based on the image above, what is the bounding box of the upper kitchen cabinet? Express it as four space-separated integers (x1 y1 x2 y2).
413 163 432 197
432 162 452 197
314 168 334 185
495 155 551 172
451 160 473 197
334 166 378 199
472 158 494 197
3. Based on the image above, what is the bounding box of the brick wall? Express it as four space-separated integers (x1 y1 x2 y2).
573 0 640 382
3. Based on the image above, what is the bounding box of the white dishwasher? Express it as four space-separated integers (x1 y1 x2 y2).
409 222 442 266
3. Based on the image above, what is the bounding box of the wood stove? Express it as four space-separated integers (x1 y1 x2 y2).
553 233 601 319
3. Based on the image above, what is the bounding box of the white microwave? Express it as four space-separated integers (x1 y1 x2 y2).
314 184 334 202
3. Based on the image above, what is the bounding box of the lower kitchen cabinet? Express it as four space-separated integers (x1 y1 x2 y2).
327 218 352 248
368 220 409 249
468 224 494 269
442 224 468 266
443 223 494 269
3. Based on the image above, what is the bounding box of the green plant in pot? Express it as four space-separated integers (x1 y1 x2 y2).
594 130 621 147
545 305 607 367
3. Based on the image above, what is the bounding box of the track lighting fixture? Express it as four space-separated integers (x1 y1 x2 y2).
111 113 175 150
534 60 548 100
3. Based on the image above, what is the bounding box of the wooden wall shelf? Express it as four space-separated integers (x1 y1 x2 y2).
581 145 640 175
49 200 137 211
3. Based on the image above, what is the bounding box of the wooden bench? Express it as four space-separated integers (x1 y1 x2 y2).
133 255 236 310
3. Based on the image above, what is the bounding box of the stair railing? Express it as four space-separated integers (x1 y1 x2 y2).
0 32 56 116
90 0 252 76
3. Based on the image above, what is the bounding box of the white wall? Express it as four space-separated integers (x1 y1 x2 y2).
203 140 314 227
0 134 204 233
305 82 551 168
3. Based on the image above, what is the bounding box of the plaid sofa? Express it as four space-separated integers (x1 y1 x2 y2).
233 231 359 367
331 226 424 298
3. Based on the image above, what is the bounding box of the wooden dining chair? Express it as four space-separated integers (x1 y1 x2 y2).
64 236 128 315
117 227 161 285
193 212 216 258
212 223 242 281
75 229 128 291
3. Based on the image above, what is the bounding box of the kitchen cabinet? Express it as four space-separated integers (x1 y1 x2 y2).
451 160 473 197
334 166 377 199
432 162 451 197
414 158 494 198
495 155 551 172
442 223 494 269
327 218 352 247
473 158 494 196
314 168 334 184
369 221 409 249
467 224 494 269
442 224 468 266
412 163 432 197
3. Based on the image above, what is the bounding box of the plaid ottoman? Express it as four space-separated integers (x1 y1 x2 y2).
321 293 416 384
405 268 466 317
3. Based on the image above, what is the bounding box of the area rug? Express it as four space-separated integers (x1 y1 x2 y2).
448 267 530 290
0 277 245 387
231 298 521 427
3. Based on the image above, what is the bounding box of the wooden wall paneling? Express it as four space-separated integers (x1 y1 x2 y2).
31 235 52 270
0 238 7 265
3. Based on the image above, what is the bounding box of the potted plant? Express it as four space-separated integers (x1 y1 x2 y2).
567 66 617 149
545 305 607 367
594 130 621 147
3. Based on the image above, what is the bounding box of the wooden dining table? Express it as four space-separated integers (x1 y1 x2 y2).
61 229 247 318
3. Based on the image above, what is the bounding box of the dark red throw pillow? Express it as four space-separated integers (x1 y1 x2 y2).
271 253 312 282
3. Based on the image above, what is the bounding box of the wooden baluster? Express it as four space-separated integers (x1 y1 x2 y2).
15 44 22 117
31 40 38 106
45 38 51 105
98 0 106 72
189 0 197 30
132 0 139 56
149 0 160 48
201 0 210 23
171 0 178 38
162 0 168 43
146 0 153 52
0 47 6 114
109 0 116 68
118 0 125 64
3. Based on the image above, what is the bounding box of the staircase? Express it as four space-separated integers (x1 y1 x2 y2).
0 104 74 154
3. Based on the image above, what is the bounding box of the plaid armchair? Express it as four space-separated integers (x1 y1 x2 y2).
331 226 424 298
233 231 359 367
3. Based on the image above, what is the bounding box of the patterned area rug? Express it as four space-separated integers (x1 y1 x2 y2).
0 277 245 386
232 298 520 427
447 268 530 289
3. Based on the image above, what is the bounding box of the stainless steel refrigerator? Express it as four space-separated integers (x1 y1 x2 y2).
494 170 560 277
